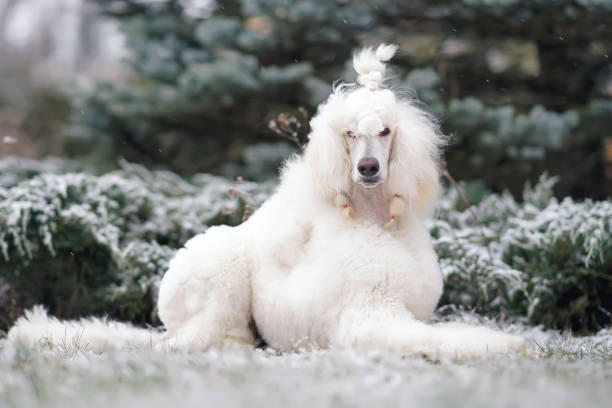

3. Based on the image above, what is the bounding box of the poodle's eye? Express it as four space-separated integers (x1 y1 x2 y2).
345 130 356 139
379 127 390 136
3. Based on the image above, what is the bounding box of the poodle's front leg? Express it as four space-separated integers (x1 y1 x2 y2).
157 308 254 352
332 310 527 359
156 226 255 352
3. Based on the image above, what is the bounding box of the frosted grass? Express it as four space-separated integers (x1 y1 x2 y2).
1 316 610 408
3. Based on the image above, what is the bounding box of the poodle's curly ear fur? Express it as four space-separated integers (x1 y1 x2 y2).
387 102 443 216
305 99 352 200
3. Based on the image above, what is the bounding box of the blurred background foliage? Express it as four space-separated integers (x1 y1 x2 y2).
68 0 612 198
2 0 611 197
0 0 611 333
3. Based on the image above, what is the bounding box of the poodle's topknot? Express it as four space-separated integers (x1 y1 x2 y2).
353 43 398 91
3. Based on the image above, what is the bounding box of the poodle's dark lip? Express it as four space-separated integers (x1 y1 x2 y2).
357 178 383 188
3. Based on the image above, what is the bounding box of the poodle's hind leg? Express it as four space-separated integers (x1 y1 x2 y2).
333 310 527 359
156 226 255 352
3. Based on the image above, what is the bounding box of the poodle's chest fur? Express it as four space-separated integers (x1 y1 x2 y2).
242 166 443 350
248 218 442 350
348 184 391 225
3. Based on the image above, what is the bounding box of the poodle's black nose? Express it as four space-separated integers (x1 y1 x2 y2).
357 157 380 177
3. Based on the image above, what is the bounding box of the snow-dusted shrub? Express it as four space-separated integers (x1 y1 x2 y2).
0 160 272 331
433 175 612 332
1 159 610 333
0 157 72 189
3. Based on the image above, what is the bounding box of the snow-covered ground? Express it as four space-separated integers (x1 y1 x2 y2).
1 313 610 408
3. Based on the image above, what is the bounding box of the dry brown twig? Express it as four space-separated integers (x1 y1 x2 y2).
222 176 256 221
440 163 506 305
440 164 495 265
225 110 309 222
268 111 308 151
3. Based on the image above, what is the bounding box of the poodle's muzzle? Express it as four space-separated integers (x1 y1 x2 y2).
357 157 382 187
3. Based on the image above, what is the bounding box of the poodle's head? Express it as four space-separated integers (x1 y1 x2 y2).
305 44 444 215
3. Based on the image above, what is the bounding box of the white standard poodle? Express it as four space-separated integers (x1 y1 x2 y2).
8 45 526 359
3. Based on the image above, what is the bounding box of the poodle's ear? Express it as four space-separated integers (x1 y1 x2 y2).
387 102 443 216
304 104 352 201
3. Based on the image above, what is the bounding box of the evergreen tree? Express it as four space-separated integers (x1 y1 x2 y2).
70 0 372 173
390 0 612 199
69 0 611 198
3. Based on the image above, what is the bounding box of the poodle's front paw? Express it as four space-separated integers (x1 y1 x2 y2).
154 332 255 353
434 323 528 359
154 333 206 353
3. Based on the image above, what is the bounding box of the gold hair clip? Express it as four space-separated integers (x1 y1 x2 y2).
383 194 405 229
334 193 353 220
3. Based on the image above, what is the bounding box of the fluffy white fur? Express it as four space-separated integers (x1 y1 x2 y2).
8 305 162 352
7 44 526 359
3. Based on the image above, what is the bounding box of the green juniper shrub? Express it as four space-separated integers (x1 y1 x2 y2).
434 175 612 333
1 160 610 333
0 160 272 331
